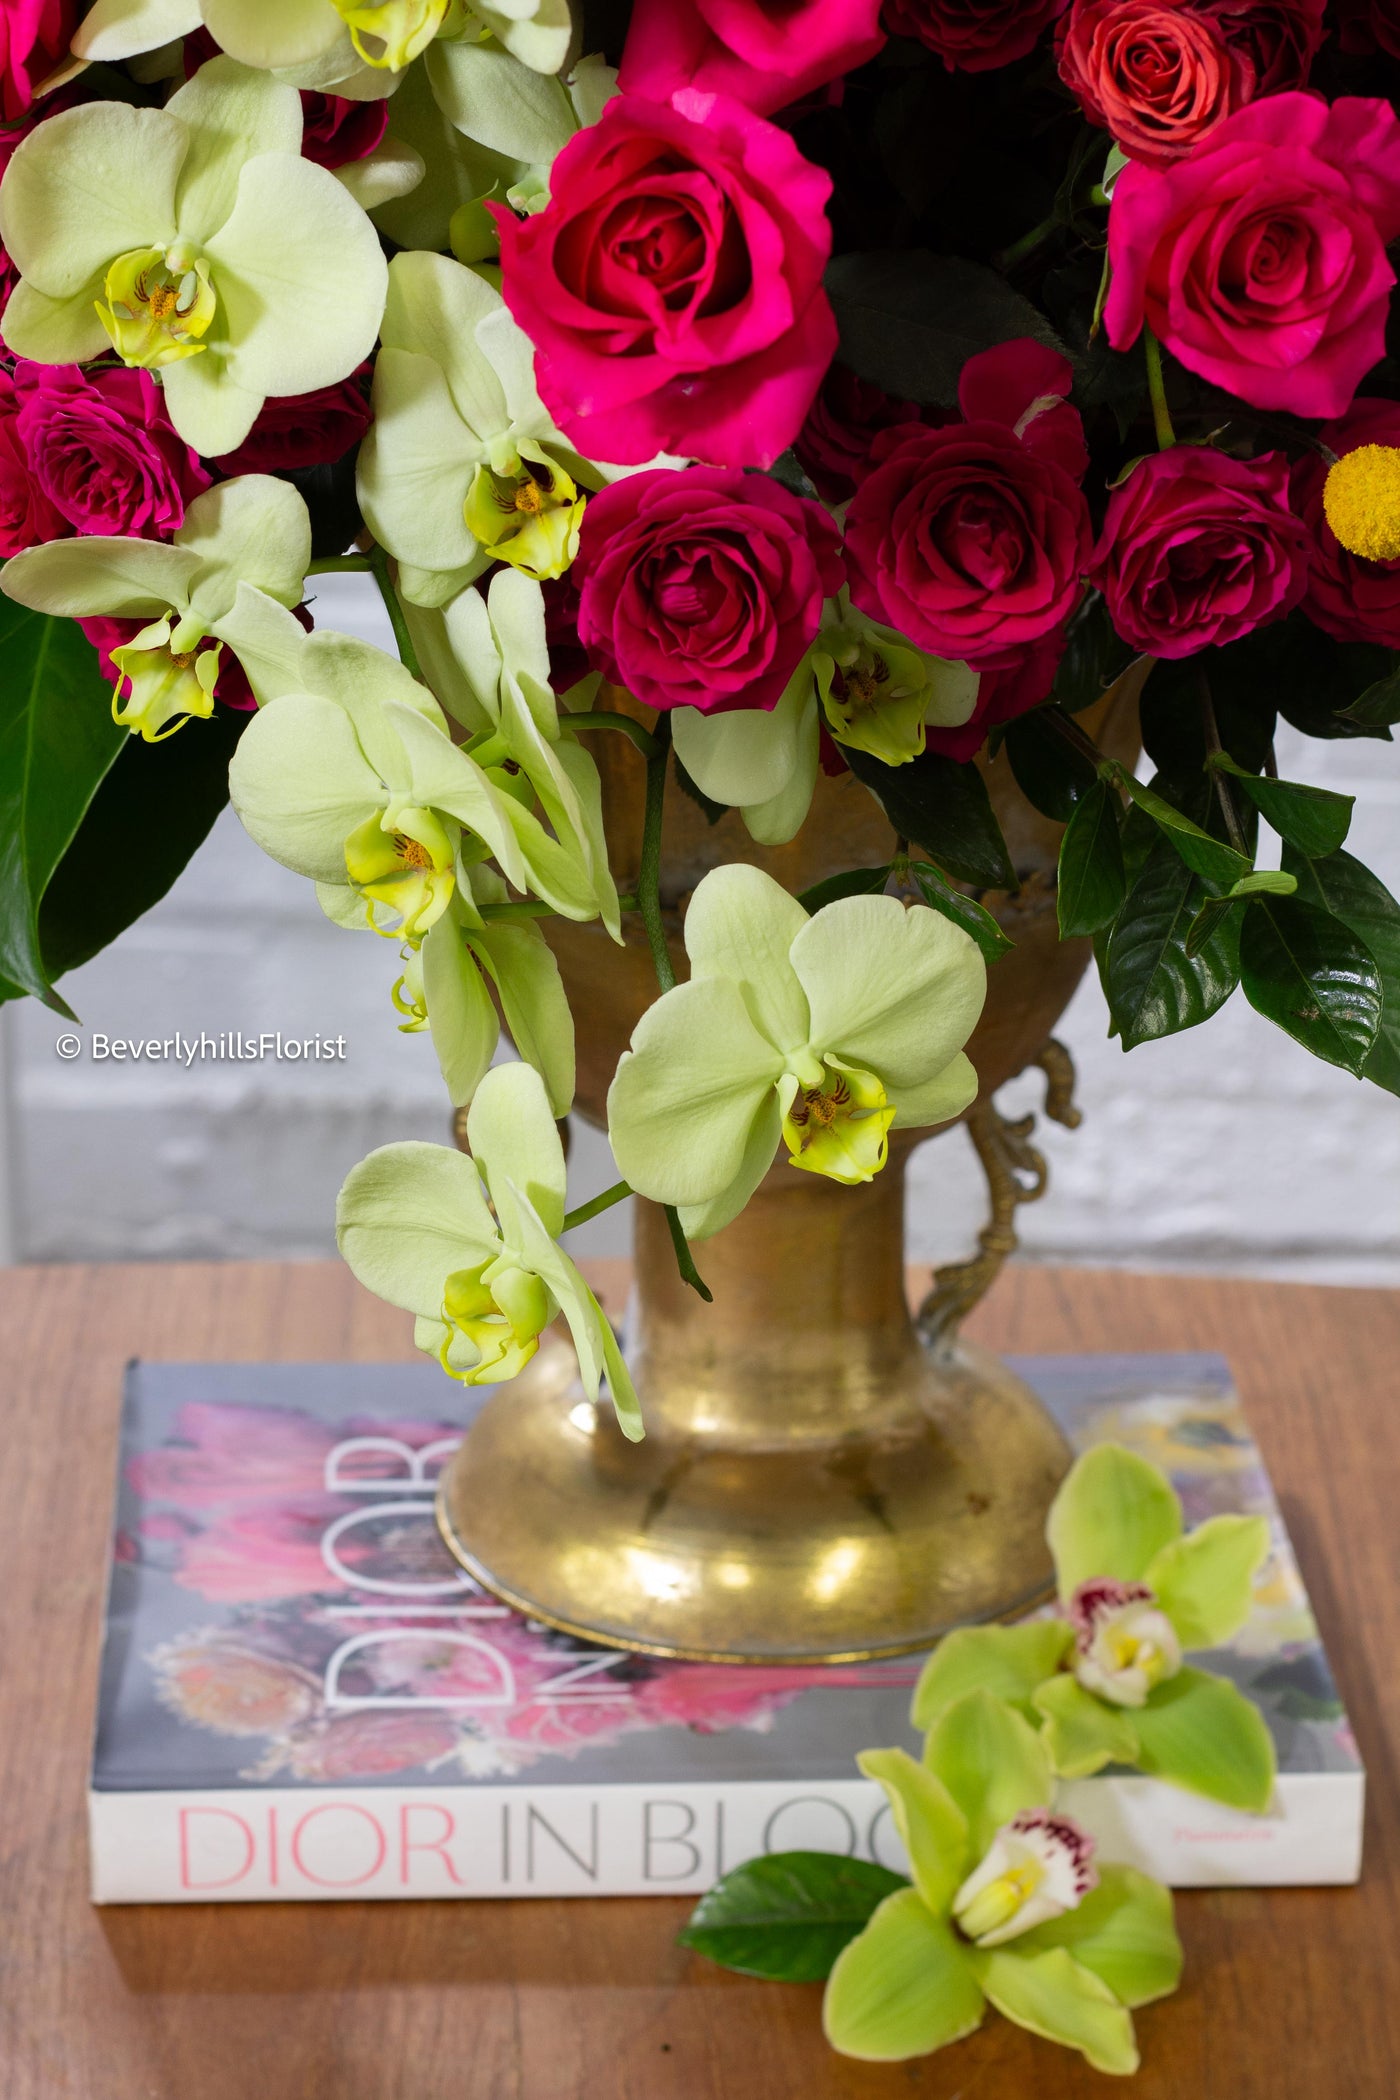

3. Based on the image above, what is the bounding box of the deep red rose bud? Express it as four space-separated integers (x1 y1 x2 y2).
794 365 946 503
1090 447 1308 658
1291 400 1400 649
883 0 1070 72
212 370 372 475
298 91 390 170
1212 0 1325 89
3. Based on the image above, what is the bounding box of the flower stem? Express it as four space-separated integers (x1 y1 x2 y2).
1044 705 1113 772
666 1201 714 1303
996 213 1060 272
1197 670 1249 856
566 708 659 758
562 1179 632 1232
307 553 372 575
368 543 422 681
1143 327 1177 451
477 899 558 923
638 713 676 995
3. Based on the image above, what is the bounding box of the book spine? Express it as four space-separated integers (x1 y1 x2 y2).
89 1770 1364 1904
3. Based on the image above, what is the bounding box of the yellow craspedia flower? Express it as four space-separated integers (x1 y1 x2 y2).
1323 443 1400 562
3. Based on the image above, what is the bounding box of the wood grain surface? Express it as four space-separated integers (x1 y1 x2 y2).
1 1257 1396 2100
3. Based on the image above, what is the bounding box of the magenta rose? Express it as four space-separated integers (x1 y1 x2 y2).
1106 94 1400 421
12 361 210 539
572 466 843 714
212 368 372 473
1090 447 1307 658
1291 400 1400 648
0 0 76 121
926 633 1066 761
1212 0 1325 89
619 0 885 116
955 337 1090 483
794 365 945 502
883 0 1070 71
496 90 837 470
1057 1 1254 166
0 367 68 554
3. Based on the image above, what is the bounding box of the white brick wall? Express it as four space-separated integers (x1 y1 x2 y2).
4 575 1397 1281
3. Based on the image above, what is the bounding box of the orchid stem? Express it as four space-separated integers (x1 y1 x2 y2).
1143 327 1177 450
308 554 372 575
477 899 557 924
666 1202 713 1303
368 543 421 681
562 1179 632 1232
567 709 659 758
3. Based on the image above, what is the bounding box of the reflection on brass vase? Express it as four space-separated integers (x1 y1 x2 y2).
437 671 1147 1663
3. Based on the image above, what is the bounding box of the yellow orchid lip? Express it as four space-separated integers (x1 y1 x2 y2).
439 1257 549 1384
781 1062 895 1185
464 447 585 582
96 244 216 372
329 0 458 70
110 614 221 743
344 807 457 943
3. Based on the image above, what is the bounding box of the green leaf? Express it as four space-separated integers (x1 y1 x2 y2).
1118 772 1252 890
1239 897 1381 1075
1048 591 1138 717
823 1891 985 2062
0 602 125 1013
1104 841 1242 1049
1057 778 1126 938
1185 872 1296 959
766 448 820 503
796 864 891 914
1212 756 1354 859
1184 895 1240 962
1131 1666 1276 1812
1018 1865 1182 2010
679 1852 911 1983
843 744 1015 890
1033 1671 1140 1778
1002 709 1096 822
1339 658 1400 730
907 860 1014 962
1229 871 1297 900
1047 1443 1183 1596
1284 845 1400 1096
824 250 1069 409
911 1620 1073 1731
970 1945 1139 2076
1145 1514 1270 1651
858 1747 971 1915
924 1690 1053 1858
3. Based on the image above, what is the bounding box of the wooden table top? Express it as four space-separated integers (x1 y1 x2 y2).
1 1256 1397 2099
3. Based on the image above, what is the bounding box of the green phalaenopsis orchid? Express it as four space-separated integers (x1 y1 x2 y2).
913 1445 1277 1813
337 1059 641 1435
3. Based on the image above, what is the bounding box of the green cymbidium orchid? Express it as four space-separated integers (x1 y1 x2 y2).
0 475 312 740
606 865 986 1239
671 596 980 847
912 1445 1277 1813
0 57 388 456
824 1691 1182 2072
336 1060 641 1435
357 251 617 607
228 628 605 936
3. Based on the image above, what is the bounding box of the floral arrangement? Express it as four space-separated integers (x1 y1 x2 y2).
3 16 1400 1408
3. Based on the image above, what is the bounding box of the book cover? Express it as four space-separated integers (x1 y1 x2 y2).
90 1353 1364 1903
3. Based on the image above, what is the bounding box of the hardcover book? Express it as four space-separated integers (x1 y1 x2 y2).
90 1353 1364 1904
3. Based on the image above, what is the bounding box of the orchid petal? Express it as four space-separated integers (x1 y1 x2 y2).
1131 1666 1276 1812
228 690 376 882
160 350 264 457
217 582 312 704
166 57 302 241
464 1060 566 1241
1047 1444 1184 1598
683 863 810 1056
474 306 552 439
371 57 527 253
382 251 512 434
670 683 807 814
420 918 499 1108
357 348 486 574
404 597 496 737
336 1140 500 1318
608 976 782 1208
790 896 986 1087
0 102 182 295
0 537 200 619
471 920 575 1118
1032 1672 1141 1777
674 1091 783 1242
180 476 311 619
970 1946 1138 2076
742 689 819 845
886 1053 979 1132
857 1747 971 1914
506 1190 643 1439
335 138 426 210
0 278 110 363
71 0 201 63
1144 1514 1270 1651
202 0 348 67
924 1690 1054 1859
1018 1865 1182 2010
425 38 575 164
478 0 573 72
823 1891 984 2064
485 568 554 700
912 1621 1074 1731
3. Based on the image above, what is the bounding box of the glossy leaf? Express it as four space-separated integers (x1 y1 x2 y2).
1104 841 1242 1049
1118 772 1251 891
911 1620 1073 1730
1049 590 1138 717
1339 658 1400 730
1047 1443 1183 1596
970 1944 1139 2076
843 744 1015 889
1213 757 1354 860
1131 1666 1276 1812
1284 846 1400 1097
1018 1865 1182 2010
1240 897 1381 1075
1184 894 1239 961
824 250 1069 409
1057 778 1126 938
823 1890 985 2062
1145 1514 1270 1651
1033 1671 1140 1777
924 1690 1053 1858
679 1852 910 1983
908 860 1014 963
797 864 891 914
1002 709 1095 822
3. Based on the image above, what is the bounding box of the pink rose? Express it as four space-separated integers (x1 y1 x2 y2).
0 0 76 121
12 361 210 539
1105 94 1400 420
496 90 838 469
1291 399 1400 648
883 0 1070 71
794 364 944 502
1213 0 1325 89
0 367 67 554
211 368 372 473
573 465 843 714
845 339 1092 667
1057 0 1255 167
1089 446 1308 658
619 0 885 116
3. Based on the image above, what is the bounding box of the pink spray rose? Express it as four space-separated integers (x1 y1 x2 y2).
1057 0 1255 166
572 465 843 714
619 0 885 116
0 367 67 554
496 89 838 469
1090 446 1308 658
12 361 210 539
845 339 1092 667
212 368 372 473
1105 94 1400 420
1291 399 1400 649
883 0 1070 71
0 0 76 121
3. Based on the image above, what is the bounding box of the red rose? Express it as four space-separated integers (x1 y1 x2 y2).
1090 446 1308 658
1106 94 1400 420
926 634 1065 760
212 369 372 474
1212 0 1325 89
496 90 837 469
12 361 210 539
619 0 885 116
1057 1 1255 166
845 339 1091 666
298 91 389 170
1291 400 1400 648
794 365 945 502
0 366 66 554
883 0 1071 71
572 466 843 715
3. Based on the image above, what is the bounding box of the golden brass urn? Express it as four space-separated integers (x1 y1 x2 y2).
437 676 1144 1662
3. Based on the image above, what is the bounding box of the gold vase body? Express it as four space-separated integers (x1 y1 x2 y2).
438 679 1143 1661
